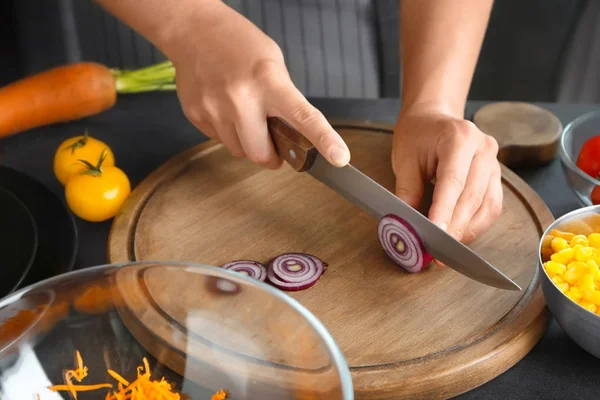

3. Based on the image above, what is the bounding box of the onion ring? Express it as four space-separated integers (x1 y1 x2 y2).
378 214 433 273
267 253 327 291
221 260 267 282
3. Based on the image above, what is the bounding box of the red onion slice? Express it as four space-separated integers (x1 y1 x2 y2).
221 260 267 282
206 276 241 295
215 279 240 293
267 253 327 291
378 213 433 273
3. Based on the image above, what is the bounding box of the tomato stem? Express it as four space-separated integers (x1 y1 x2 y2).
66 130 89 155
78 149 108 177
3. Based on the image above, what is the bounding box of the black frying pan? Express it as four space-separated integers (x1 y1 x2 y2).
0 166 78 291
0 187 38 295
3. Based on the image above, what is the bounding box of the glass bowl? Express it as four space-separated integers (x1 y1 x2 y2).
538 205 600 359
0 261 353 400
559 110 600 207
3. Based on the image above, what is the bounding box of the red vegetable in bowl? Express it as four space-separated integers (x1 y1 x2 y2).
576 135 600 178
221 260 267 282
266 253 327 291
378 213 433 273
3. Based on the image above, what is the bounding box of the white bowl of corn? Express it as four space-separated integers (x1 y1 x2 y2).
539 205 600 357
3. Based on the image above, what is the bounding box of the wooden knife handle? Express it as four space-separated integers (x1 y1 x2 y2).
267 117 318 172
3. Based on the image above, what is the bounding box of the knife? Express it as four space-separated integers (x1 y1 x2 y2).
266 117 521 291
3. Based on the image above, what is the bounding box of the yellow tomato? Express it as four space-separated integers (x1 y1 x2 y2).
65 151 130 222
54 131 115 186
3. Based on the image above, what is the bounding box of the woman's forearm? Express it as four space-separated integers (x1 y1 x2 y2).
399 0 493 117
93 0 223 58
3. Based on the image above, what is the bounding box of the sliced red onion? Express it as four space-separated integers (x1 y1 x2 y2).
215 279 240 293
378 213 433 273
221 260 267 282
206 277 241 295
267 253 327 291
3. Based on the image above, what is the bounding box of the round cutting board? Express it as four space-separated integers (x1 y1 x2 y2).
108 121 554 399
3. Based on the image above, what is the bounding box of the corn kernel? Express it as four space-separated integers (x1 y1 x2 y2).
550 229 575 242
556 282 569 293
544 261 567 277
589 232 600 249
587 259 600 280
575 246 595 262
563 263 585 285
542 234 554 249
580 274 596 292
583 289 600 305
567 291 581 303
541 247 554 262
551 248 574 265
551 237 569 253
580 300 597 313
568 286 583 300
551 275 565 285
571 234 589 247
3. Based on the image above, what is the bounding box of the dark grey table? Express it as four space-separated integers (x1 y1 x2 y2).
1 93 599 399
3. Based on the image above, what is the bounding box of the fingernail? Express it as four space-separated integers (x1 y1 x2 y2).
437 222 447 231
329 145 350 167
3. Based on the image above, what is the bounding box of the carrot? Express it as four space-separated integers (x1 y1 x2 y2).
0 60 176 138
47 350 228 399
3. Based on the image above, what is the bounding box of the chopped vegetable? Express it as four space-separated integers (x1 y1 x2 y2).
54 130 115 186
47 350 227 399
266 253 327 291
212 278 242 295
104 357 182 399
0 302 69 346
65 149 131 222
574 137 600 204
212 389 228 400
0 308 39 345
0 61 176 138
221 260 267 282
542 229 600 316
48 350 112 399
592 186 600 205
576 135 600 178
74 284 115 315
377 214 433 273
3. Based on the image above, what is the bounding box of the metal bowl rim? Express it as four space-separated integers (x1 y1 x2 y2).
538 205 600 321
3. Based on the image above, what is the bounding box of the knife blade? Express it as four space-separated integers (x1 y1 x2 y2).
267 116 521 291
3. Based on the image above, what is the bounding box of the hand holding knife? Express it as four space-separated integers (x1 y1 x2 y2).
267 116 521 291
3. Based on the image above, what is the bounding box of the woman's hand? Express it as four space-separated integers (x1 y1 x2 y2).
97 0 350 169
163 2 350 169
392 106 503 244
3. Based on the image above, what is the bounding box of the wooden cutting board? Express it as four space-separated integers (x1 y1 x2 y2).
108 120 554 399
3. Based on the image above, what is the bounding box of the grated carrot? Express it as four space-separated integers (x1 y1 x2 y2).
44 350 226 399
211 389 228 400
104 357 182 400
48 350 112 399
0 309 39 343
48 384 113 392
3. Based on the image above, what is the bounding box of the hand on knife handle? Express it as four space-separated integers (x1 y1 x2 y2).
267 117 319 172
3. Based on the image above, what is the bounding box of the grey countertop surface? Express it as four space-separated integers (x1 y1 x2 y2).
0 93 598 399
